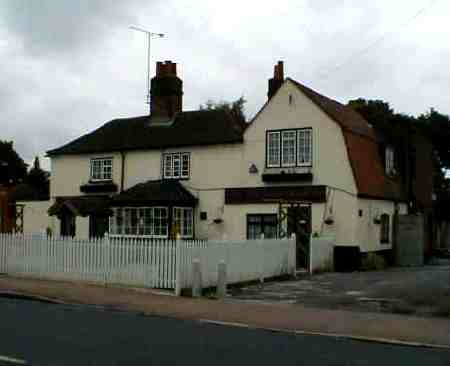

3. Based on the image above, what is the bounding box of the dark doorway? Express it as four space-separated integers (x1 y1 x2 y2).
89 215 109 238
60 212 76 237
279 203 311 269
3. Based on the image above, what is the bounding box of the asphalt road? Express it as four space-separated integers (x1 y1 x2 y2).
0 297 449 365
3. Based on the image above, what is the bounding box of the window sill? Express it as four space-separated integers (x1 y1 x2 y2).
80 181 118 194
262 166 313 182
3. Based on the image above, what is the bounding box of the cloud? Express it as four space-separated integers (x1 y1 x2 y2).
1 0 450 172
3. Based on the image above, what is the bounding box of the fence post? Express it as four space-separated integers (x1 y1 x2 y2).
216 260 227 299
291 233 297 277
192 259 202 297
308 233 313 275
104 233 110 286
175 234 182 296
259 233 265 284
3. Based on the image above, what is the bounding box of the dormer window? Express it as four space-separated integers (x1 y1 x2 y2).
266 128 312 168
385 146 395 175
163 152 190 179
90 157 112 181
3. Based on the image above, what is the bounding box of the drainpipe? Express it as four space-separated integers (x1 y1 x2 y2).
120 151 126 192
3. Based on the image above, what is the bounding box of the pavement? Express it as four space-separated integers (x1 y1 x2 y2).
1 275 450 349
2 297 450 365
229 264 450 318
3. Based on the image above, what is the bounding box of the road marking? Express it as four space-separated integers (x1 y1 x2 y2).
0 355 27 365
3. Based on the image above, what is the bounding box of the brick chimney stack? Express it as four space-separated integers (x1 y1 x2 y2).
150 60 183 119
267 61 284 100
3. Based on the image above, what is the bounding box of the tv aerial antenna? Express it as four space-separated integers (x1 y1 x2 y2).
129 25 164 110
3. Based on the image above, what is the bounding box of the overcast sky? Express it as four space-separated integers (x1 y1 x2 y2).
1 0 448 171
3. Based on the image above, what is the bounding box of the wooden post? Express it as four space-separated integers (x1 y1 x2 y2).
175 234 182 296
259 233 265 284
216 260 227 299
192 259 202 297
291 233 297 277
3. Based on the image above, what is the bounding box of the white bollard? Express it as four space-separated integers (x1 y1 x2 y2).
216 260 227 299
192 259 202 297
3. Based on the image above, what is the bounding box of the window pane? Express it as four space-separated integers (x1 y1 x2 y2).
91 158 112 180
164 155 172 178
267 132 280 167
247 214 277 239
298 129 312 165
173 154 181 178
282 131 296 166
182 154 190 178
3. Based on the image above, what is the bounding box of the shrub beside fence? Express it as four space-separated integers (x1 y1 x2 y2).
0 233 296 294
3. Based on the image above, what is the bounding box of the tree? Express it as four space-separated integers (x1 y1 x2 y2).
0 141 27 186
199 96 247 125
26 157 49 194
417 109 450 171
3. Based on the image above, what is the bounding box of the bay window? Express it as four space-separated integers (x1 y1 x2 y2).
173 207 193 238
110 207 168 238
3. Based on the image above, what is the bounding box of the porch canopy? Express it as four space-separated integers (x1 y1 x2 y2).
111 180 197 207
48 196 112 217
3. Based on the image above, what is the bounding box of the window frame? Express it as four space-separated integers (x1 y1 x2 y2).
173 207 194 239
297 129 313 167
267 131 281 168
380 213 390 244
246 214 278 239
90 157 113 182
281 130 297 167
265 128 313 169
109 206 169 238
162 152 191 179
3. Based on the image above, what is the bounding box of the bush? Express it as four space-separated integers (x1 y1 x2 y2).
361 253 387 271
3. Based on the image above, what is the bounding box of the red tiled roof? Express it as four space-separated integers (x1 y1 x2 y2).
289 78 404 201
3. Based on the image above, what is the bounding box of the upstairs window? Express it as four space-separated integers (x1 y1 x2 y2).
90 158 112 181
298 129 312 166
385 146 395 175
281 130 296 166
163 153 190 179
267 132 281 167
266 128 312 168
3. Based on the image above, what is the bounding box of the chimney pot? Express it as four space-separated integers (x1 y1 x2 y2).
267 60 285 100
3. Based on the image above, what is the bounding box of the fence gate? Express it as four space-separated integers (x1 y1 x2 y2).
278 201 311 269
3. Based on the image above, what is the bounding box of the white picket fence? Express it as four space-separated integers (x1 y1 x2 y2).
0 233 296 294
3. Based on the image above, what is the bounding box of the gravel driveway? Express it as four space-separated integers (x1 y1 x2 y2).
229 260 450 318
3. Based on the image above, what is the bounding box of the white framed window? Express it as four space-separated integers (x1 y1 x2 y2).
182 153 190 178
266 128 313 168
298 129 312 166
173 207 193 238
163 153 190 179
90 158 113 181
281 130 296 167
109 207 168 238
164 155 173 178
267 131 281 167
385 146 395 175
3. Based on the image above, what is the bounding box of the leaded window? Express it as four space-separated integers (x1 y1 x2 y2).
90 158 112 181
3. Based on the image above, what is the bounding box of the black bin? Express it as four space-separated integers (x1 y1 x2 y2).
334 246 361 272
